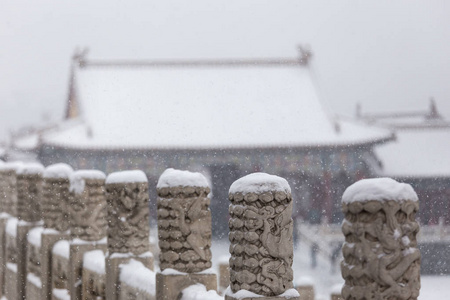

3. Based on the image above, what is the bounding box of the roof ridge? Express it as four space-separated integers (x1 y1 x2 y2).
79 58 306 68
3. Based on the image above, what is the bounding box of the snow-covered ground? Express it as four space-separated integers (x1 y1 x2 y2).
210 238 450 299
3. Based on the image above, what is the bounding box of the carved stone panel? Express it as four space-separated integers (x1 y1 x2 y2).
156 168 212 273
43 163 73 232
16 163 45 223
105 170 150 255
228 173 294 297
341 178 421 300
69 170 107 242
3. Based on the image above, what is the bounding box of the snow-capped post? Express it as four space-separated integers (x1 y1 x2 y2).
68 170 108 300
340 178 421 300
14 163 45 300
104 170 154 300
226 172 300 300
40 163 73 300
155 168 217 300
0 161 22 299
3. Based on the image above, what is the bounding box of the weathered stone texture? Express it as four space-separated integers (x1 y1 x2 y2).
157 185 212 273
41 233 69 300
0 168 18 216
228 188 295 296
295 285 315 300
119 281 155 300
105 181 150 255
17 169 44 222
43 177 71 231
341 200 421 300
218 261 230 292
4 264 18 300
68 170 107 300
27 239 41 279
52 245 69 291
26 274 42 300
69 176 107 242
156 272 217 300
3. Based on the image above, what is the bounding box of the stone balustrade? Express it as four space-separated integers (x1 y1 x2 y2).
0 161 423 300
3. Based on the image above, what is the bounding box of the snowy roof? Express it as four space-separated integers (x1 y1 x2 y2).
13 133 40 151
41 59 391 150
375 128 450 178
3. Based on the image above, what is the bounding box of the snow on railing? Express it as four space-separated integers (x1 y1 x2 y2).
180 284 222 300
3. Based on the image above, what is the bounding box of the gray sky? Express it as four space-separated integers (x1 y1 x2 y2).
1 0 450 142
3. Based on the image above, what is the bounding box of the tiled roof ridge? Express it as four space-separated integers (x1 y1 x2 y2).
78 57 306 68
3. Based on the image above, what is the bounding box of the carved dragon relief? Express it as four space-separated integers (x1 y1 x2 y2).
229 190 294 297
106 182 150 255
69 179 107 242
17 173 43 222
341 200 420 300
43 178 71 231
157 186 212 273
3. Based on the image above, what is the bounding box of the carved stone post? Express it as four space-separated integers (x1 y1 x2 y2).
68 170 107 300
16 163 45 300
40 163 73 300
341 178 421 300
0 161 22 299
155 168 217 300
226 173 299 300
105 170 154 300
0 161 22 217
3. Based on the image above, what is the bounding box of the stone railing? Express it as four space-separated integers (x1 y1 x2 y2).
0 161 423 300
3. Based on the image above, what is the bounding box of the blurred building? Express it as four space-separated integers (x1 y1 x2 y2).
11 49 392 235
358 99 450 225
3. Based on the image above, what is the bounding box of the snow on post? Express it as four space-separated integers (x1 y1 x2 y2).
341 178 420 300
227 173 299 299
0 161 23 217
156 168 217 300
105 170 153 300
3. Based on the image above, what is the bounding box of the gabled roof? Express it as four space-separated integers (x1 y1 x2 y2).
376 128 450 178
360 101 450 178
41 54 392 150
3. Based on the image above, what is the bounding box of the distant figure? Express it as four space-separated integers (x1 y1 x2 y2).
311 242 319 269
330 243 342 274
